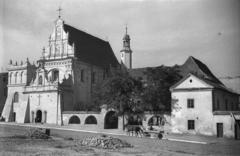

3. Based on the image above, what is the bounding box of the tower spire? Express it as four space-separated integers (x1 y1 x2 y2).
125 22 128 35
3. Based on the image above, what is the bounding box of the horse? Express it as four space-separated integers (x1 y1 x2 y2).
123 124 143 137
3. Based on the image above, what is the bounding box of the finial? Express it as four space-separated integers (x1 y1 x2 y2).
9 60 12 65
42 47 45 53
125 22 128 34
106 37 108 41
57 6 63 18
15 61 18 66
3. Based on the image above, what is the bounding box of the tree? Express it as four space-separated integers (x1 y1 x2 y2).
142 65 182 111
92 66 143 116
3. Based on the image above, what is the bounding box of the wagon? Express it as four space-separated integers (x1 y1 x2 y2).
142 130 164 139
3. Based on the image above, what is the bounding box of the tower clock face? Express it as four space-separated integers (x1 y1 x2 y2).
56 27 61 40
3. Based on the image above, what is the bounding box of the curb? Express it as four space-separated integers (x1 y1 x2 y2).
0 122 207 144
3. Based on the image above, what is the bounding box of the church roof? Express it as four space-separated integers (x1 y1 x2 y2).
63 24 119 68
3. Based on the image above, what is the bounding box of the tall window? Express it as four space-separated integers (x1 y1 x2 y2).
81 70 85 82
231 102 234 110
53 71 59 81
15 72 18 83
187 99 194 108
188 120 195 130
225 99 228 110
20 72 23 83
13 92 19 103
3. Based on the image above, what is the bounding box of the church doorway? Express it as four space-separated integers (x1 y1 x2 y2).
36 110 42 123
104 111 118 129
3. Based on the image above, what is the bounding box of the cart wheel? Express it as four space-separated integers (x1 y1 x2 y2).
158 133 163 139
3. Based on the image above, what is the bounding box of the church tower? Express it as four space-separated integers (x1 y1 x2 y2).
120 26 132 69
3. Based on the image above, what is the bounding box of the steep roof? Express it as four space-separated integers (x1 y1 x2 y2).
63 24 119 68
170 73 239 95
179 56 223 85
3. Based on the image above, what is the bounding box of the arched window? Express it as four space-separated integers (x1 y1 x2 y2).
85 116 97 124
53 71 59 81
39 75 43 85
13 92 19 103
44 110 47 123
69 115 80 124
9 73 13 84
20 72 24 83
15 72 18 83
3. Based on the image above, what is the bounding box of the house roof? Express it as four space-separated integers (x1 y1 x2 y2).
179 56 223 85
170 73 239 95
63 24 119 68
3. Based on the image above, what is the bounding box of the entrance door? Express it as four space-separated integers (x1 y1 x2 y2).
235 120 240 140
104 111 118 129
36 110 42 123
217 123 223 137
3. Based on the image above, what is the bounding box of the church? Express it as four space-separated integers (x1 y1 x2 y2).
0 10 240 138
1 14 119 125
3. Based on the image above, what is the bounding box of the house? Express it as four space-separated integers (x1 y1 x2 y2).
170 72 240 138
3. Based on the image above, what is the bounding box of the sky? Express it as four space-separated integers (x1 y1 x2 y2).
0 0 239 77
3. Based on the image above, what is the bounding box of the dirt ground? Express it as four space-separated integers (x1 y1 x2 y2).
0 124 240 156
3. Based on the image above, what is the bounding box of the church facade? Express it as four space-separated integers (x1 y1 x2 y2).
1 15 119 125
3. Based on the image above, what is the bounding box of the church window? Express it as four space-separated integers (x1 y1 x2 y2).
81 70 85 82
13 92 19 103
53 71 59 81
39 75 43 85
188 120 195 130
187 99 194 108
31 111 34 123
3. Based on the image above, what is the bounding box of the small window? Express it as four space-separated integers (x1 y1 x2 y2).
188 120 195 130
81 70 85 82
225 99 228 110
14 92 19 103
187 99 194 108
189 79 192 83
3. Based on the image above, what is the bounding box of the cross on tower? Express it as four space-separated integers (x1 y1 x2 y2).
57 6 63 18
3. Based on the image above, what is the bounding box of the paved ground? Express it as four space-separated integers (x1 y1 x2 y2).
0 122 240 155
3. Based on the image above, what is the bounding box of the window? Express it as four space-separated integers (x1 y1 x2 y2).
92 72 96 83
13 92 19 103
53 71 59 81
236 103 239 110
188 120 195 130
225 99 228 110
216 99 220 110
231 102 234 110
187 99 194 108
39 75 43 85
81 70 85 82
3 77 6 82
15 72 18 83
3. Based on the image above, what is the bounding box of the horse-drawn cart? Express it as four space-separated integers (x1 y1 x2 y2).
142 130 164 139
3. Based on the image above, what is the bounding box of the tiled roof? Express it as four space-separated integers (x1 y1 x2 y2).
213 111 240 115
63 24 119 68
179 56 223 85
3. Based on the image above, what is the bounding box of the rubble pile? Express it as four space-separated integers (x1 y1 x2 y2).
76 135 133 149
25 129 51 139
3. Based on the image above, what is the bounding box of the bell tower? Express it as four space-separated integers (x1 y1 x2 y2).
120 25 132 69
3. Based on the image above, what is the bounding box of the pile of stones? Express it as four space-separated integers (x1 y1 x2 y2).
25 129 51 139
76 135 133 149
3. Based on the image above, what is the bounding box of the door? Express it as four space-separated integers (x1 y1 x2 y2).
217 123 223 137
235 120 240 140
36 110 42 123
